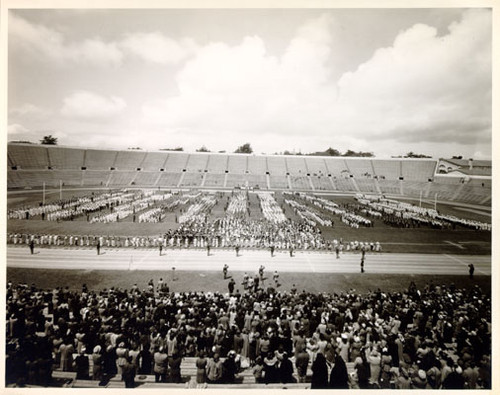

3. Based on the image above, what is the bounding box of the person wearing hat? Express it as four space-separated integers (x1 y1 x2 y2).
412 369 431 389
442 365 465 389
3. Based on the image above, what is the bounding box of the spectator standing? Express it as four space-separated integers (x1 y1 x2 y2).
168 353 182 383
329 353 349 389
74 348 90 380
195 351 208 387
206 353 223 384
279 352 296 384
295 349 310 383
153 347 168 383
92 346 103 382
122 356 136 388
311 352 329 389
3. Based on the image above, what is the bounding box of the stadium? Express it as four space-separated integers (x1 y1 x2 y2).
6 143 492 389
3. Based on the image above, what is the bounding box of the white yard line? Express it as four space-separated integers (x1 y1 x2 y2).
442 254 489 275
444 241 465 250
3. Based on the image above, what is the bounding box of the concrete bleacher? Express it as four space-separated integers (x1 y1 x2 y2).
355 178 377 193
324 158 349 177
344 158 373 177
286 157 307 175
164 153 189 172
333 177 356 192
247 156 267 174
9 170 54 188
185 154 209 172
107 171 137 187
113 151 146 170
402 181 430 198
7 170 26 189
9 144 49 169
401 159 436 180
310 176 333 191
5 145 491 206
372 159 401 180
426 180 458 201
266 157 287 175
179 172 204 187
225 174 267 189
133 172 161 186
47 146 85 170
203 173 226 187
84 149 117 170
305 157 328 176
378 179 402 195
52 356 354 390
156 172 182 187
51 170 84 187
227 155 248 174
269 175 289 189
289 176 311 190
206 155 228 173
82 171 110 186
141 152 169 171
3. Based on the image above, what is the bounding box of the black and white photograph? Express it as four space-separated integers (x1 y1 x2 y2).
3 1 496 392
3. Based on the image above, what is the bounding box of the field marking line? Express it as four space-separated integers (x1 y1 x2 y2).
442 254 489 275
444 241 465 250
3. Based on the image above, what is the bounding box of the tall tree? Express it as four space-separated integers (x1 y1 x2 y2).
234 143 253 154
40 135 58 145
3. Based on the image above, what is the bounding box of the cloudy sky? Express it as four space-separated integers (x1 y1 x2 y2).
7 8 492 158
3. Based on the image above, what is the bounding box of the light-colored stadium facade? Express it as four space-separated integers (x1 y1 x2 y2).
7 143 491 206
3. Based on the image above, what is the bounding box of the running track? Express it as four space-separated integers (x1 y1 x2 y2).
6 246 491 276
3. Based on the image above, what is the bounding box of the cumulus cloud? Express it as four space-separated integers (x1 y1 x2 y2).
61 90 127 119
141 9 491 155
121 32 198 64
9 12 123 67
335 9 491 143
7 123 30 135
9 12 199 68
9 103 50 117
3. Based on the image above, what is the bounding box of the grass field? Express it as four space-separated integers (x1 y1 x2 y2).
6 267 491 296
7 188 491 255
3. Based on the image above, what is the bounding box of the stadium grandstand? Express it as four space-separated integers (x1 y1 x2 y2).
6 142 492 390
7 143 492 205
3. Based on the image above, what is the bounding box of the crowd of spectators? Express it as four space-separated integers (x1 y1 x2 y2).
6 278 491 389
